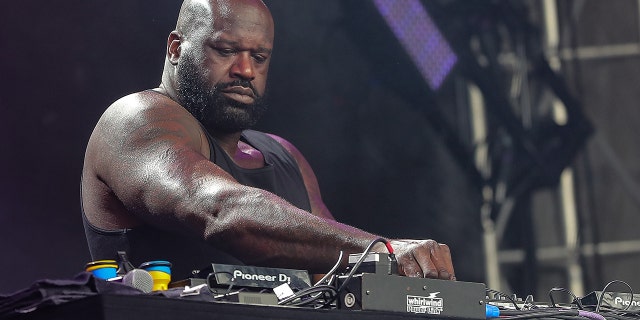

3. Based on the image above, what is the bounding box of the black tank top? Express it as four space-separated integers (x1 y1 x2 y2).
83 129 311 279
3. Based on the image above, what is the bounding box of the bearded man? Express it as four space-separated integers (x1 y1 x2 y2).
81 0 456 281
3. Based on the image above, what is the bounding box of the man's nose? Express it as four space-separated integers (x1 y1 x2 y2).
230 53 255 81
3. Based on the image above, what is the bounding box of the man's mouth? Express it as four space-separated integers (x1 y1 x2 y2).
221 86 256 104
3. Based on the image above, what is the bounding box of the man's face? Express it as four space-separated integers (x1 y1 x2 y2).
176 0 274 133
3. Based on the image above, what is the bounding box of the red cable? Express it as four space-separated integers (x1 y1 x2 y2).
384 241 394 254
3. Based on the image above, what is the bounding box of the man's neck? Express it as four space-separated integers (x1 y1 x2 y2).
153 83 263 168
153 84 178 103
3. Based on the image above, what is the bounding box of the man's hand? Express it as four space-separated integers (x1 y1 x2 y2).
389 239 456 280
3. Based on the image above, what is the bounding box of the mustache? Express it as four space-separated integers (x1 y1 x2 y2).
217 80 259 98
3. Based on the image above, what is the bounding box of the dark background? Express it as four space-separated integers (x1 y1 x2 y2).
2 0 640 298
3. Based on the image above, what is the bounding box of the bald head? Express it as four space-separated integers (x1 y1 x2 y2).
175 0 273 39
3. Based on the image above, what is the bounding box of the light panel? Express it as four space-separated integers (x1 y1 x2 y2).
373 0 457 90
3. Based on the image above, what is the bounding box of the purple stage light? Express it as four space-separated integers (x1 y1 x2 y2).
373 0 457 90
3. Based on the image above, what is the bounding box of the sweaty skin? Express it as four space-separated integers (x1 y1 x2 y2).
81 0 456 279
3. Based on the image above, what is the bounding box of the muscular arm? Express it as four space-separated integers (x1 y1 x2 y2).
84 92 375 273
83 91 455 278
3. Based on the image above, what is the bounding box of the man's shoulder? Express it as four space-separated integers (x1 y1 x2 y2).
99 89 188 127
106 89 177 115
89 89 202 152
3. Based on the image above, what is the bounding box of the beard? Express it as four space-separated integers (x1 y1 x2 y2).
175 53 268 133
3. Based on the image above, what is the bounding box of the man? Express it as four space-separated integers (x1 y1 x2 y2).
81 0 456 281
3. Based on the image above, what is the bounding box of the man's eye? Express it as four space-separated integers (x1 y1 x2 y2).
253 55 268 63
217 48 235 56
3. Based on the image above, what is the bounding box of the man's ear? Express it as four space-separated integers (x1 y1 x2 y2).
167 31 182 65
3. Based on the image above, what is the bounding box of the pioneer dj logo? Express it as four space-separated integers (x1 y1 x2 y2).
232 270 291 284
613 296 640 307
407 293 444 315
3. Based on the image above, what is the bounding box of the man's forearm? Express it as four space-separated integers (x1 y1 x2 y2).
109 145 380 273
192 184 382 273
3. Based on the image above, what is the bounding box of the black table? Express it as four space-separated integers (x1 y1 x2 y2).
10 294 451 320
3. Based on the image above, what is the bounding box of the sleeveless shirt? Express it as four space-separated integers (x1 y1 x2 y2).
83 129 311 279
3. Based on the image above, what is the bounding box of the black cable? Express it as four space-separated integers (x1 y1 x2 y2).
288 287 338 307
277 284 337 306
486 287 521 310
549 287 583 309
277 250 349 308
336 237 391 294
300 237 392 309
314 251 343 286
313 291 336 309
206 271 238 299
596 280 634 312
